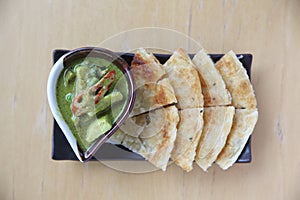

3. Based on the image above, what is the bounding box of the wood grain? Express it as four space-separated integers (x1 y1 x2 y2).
1 0 299 199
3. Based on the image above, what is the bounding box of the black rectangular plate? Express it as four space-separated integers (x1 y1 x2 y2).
52 49 252 163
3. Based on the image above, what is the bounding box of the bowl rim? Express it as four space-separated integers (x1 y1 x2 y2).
47 47 135 162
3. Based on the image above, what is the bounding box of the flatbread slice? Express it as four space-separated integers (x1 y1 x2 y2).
215 50 257 109
163 48 203 109
195 106 235 171
131 78 177 116
130 48 165 88
109 105 179 171
171 108 204 172
130 48 177 116
192 49 232 106
120 101 172 138
216 108 258 170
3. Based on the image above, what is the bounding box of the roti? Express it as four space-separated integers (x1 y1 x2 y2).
195 106 235 171
130 48 165 88
215 50 257 109
130 48 177 116
163 48 203 109
216 108 258 170
109 105 179 171
110 48 258 172
131 79 177 116
171 108 204 172
192 49 232 106
120 101 172 138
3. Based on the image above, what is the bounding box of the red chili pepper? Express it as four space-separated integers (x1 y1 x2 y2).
71 70 116 116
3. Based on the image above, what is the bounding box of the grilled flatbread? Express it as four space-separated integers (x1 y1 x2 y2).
120 102 171 138
195 106 235 171
130 48 165 88
109 105 179 171
130 48 177 116
171 108 204 172
131 79 177 116
192 49 232 106
216 109 258 170
163 48 203 109
215 50 257 109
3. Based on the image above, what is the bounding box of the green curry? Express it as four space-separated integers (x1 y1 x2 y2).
56 57 129 151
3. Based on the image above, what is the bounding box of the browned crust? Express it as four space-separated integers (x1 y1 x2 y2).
130 48 177 116
192 49 232 106
215 51 257 109
171 108 204 172
195 106 235 171
197 72 214 105
216 108 258 170
154 84 171 105
164 48 204 109
131 53 161 84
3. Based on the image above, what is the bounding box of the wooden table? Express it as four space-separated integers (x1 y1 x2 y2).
1 0 299 199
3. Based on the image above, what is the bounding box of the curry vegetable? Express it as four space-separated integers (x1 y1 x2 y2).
56 57 129 150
